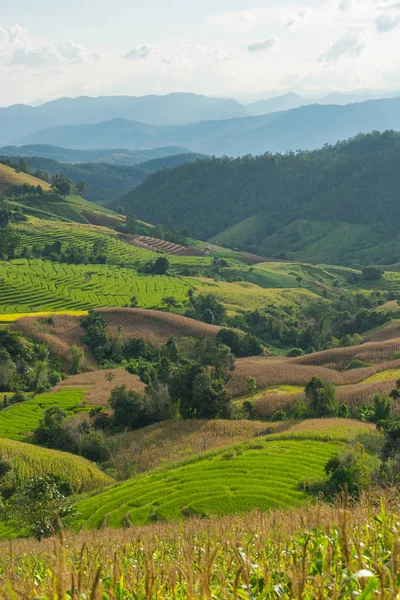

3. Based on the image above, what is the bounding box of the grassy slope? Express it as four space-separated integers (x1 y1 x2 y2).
0 163 51 193
0 437 112 493
73 436 342 530
214 217 397 266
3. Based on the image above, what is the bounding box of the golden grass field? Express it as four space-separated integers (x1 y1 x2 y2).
54 369 146 405
14 309 221 369
0 163 51 193
1 493 398 598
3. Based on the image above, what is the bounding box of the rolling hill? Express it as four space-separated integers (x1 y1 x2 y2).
0 144 193 165
115 130 400 265
0 152 205 204
0 437 112 494
0 163 51 193
14 97 400 156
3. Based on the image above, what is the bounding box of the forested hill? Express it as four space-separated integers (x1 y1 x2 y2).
0 153 204 205
115 130 400 266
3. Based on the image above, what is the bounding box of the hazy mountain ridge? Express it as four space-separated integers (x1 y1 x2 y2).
13 97 400 157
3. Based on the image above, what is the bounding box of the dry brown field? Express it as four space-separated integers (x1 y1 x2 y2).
14 308 220 369
54 369 146 405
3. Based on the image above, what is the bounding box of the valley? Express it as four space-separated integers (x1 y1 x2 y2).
1 102 400 598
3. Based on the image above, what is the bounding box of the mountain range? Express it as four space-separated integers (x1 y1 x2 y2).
9 96 400 157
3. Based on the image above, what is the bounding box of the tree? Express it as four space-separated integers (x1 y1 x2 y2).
109 386 157 430
3 476 76 540
125 214 138 234
105 371 115 391
52 174 72 197
305 377 337 417
76 180 87 196
0 226 20 259
194 339 235 381
191 372 231 419
33 407 68 449
153 256 169 275
324 444 372 498
130 295 138 307
245 376 257 399
162 296 177 310
67 345 85 375
362 266 384 281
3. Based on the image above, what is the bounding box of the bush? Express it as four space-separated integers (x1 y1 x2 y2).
324 444 372 497
345 359 371 371
271 410 287 422
287 348 304 357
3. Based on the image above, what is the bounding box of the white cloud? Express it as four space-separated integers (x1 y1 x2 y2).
0 24 101 69
319 33 366 62
122 45 152 60
375 1 400 31
248 38 277 53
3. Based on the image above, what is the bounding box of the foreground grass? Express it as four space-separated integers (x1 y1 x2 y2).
1 494 399 598
73 438 341 530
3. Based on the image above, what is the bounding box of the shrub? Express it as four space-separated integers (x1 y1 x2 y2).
345 359 371 371
3 476 76 540
287 348 304 357
271 410 287 422
324 444 372 497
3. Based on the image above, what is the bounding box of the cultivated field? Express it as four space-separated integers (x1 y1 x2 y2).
73 437 341 530
0 496 399 598
0 390 91 441
14 309 221 368
0 438 112 495
121 233 208 256
106 419 269 477
54 369 146 405
0 259 204 314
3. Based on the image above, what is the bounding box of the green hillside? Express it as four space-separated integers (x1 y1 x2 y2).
0 437 112 494
73 437 341 530
116 131 400 265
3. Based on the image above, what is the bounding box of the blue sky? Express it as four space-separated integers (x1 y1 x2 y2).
0 0 399 106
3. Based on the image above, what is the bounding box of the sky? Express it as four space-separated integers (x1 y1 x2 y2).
0 0 399 106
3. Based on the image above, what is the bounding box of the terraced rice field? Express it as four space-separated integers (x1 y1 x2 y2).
0 259 206 314
73 438 341 530
125 234 207 257
0 390 88 441
17 220 214 271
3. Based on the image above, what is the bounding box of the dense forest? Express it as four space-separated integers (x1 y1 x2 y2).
0 154 203 204
115 131 400 264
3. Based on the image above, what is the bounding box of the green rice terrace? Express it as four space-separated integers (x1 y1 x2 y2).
0 390 90 441
0 259 208 313
73 437 342 530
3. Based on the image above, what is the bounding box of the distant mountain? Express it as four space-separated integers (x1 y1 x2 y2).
0 144 192 165
0 93 246 144
246 93 309 116
114 130 400 266
16 97 400 156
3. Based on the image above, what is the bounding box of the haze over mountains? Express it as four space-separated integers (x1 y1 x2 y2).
2 90 400 158
7 96 400 157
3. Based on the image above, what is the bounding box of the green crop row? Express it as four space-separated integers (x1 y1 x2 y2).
73 438 341 530
0 259 208 314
